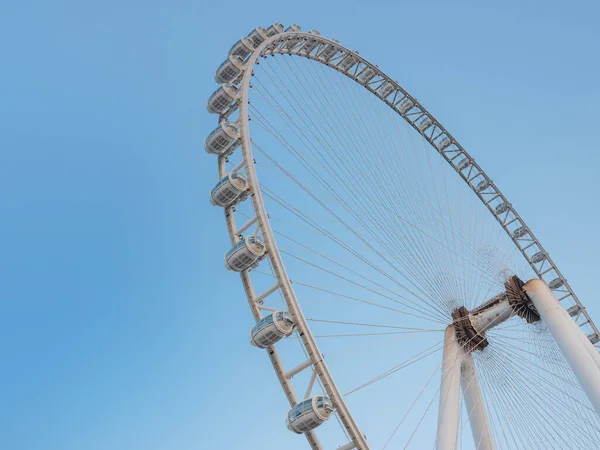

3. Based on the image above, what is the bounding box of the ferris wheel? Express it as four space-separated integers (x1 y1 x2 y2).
205 23 600 449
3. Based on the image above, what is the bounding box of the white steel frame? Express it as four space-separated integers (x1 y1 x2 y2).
212 28 600 450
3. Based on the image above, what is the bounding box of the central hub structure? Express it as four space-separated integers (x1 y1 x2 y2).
451 275 540 353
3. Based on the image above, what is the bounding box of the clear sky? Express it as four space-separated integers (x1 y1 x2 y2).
1 1 599 449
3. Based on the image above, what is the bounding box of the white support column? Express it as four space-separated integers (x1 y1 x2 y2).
525 279 600 416
575 327 600 371
461 352 495 450
437 326 463 450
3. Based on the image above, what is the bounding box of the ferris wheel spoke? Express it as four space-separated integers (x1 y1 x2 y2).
480 345 598 448
305 318 442 332
251 132 508 318
488 340 600 421
344 339 445 399
278 248 447 323
475 350 545 449
251 114 516 316
251 65 452 292
255 174 456 320
293 57 461 302
248 89 506 294
483 342 599 446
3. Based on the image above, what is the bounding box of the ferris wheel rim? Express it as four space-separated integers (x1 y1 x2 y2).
214 28 599 449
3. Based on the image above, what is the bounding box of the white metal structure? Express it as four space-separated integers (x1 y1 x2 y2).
206 24 600 449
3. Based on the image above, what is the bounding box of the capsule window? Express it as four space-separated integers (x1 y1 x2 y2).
254 314 275 334
229 41 251 59
398 99 414 114
476 180 490 192
512 226 528 238
266 23 283 37
495 202 509 214
531 251 545 263
419 117 433 131
246 30 265 48
338 55 356 72
378 82 394 98
437 137 451 151
206 126 231 152
548 278 564 289
358 67 376 83
212 94 232 112
214 189 237 205
216 62 241 84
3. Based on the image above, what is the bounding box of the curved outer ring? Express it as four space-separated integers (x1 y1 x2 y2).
218 30 599 450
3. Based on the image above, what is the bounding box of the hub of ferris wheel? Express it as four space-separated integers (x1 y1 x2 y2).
451 275 540 353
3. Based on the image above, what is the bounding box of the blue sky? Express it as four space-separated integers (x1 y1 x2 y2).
1 1 599 449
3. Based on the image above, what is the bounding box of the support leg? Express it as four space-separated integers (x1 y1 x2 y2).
436 326 463 450
461 352 495 450
525 279 600 416
577 325 600 372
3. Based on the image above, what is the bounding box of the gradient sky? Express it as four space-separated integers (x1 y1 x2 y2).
1 1 599 449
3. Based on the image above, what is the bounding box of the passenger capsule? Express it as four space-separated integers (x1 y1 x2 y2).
204 121 240 155
207 83 239 115
286 395 334 434
495 202 509 214
318 40 339 62
567 305 582 317
285 24 302 32
225 235 266 272
358 66 377 84
418 117 433 132
588 333 600 345
475 179 490 192
281 25 302 52
512 226 528 238
229 39 253 60
398 98 414 114
548 278 564 290
210 171 248 207
338 53 357 72
530 251 545 263
378 81 395 98
250 311 294 348
265 23 284 37
456 158 470 171
214 55 244 84
245 27 269 50
437 137 451 151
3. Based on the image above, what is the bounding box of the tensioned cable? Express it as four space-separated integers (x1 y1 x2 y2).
248 67 520 320
237 48 574 448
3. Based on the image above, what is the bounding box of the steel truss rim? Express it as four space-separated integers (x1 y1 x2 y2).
217 29 599 450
